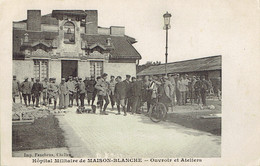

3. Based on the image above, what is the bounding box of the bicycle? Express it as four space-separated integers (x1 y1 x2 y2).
148 97 167 123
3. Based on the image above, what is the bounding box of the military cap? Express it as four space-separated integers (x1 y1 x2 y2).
102 73 108 78
78 78 82 80
13 75 16 78
126 75 131 78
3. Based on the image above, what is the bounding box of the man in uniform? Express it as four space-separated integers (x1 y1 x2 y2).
30 78 35 107
131 76 142 114
109 75 116 110
59 78 69 109
168 74 176 107
12 75 20 103
194 76 202 104
78 78 86 107
20 77 32 107
85 75 96 106
175 74 181 105
123 75 131 112
31 78 43 108
183 74 190 104
201 76 209 106
42 78 49 106
49 78 59 110
67 76 75 107
114 76 127 116
73 77 80 106
95 74 109 115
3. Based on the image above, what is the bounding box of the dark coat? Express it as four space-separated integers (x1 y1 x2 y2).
115 81 126 100
85 80 96 93
123 80 131 98
158 84 171 105
132 80 142 97
31 82 43 95
20 81 32 94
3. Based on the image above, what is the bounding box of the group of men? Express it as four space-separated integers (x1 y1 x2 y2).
12 73 211 116
142 73 211 108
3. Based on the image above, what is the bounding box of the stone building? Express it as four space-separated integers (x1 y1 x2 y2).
13 10 141 82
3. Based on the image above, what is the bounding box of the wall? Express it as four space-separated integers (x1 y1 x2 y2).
13 22 26 30
104 62 136 80
13 60 34 81
41 24 58 32
78 61 90 79
49 60 61 83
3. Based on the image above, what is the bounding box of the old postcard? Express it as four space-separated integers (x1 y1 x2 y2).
1 0 260 165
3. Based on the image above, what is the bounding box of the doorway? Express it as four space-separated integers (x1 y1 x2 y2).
61 60 78 79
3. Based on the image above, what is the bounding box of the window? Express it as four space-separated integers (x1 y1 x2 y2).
64 22 75 44
33 59 48 81
90 61 103 78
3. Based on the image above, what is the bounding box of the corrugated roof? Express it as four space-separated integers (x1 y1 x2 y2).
137 55 221 76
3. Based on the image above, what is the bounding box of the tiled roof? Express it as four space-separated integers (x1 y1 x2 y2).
13 30 58 58
13 30 141 60
81 34 141 59
137 55 221 76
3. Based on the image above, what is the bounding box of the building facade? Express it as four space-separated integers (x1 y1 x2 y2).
13 10 141 82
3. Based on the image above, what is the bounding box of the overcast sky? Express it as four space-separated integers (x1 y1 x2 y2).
10 0 259 65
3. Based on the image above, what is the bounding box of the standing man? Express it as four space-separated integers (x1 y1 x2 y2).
42 78 49 106
123 75 131 112
168 74 176 107
74 77 80 106
189 76 197 104
175 74 181 105
31 78 42 108
95 74 109 115
114 76 127 116
128 77 136 113
131 76 142 114
183 74 190 104
20 77 32 107
59 78 69 109
67 76 75 107
30 78 35 107
194 76 202 104
177 76 186 105
85 75 96 106
201 76 209 106
109 76 116 110
49 78 59 110
12 75 20 103
78 78 86 107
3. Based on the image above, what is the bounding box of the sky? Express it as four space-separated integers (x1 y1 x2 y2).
8 0 259 65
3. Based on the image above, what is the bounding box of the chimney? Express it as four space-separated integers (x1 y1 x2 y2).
27 10 41 31
85 10 98 34
110 26 125 36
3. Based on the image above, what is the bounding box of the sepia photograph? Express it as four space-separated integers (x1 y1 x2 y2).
1 0 260 165
12 8 221 159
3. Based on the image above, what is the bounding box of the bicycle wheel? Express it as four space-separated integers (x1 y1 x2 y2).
149 102 167 123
